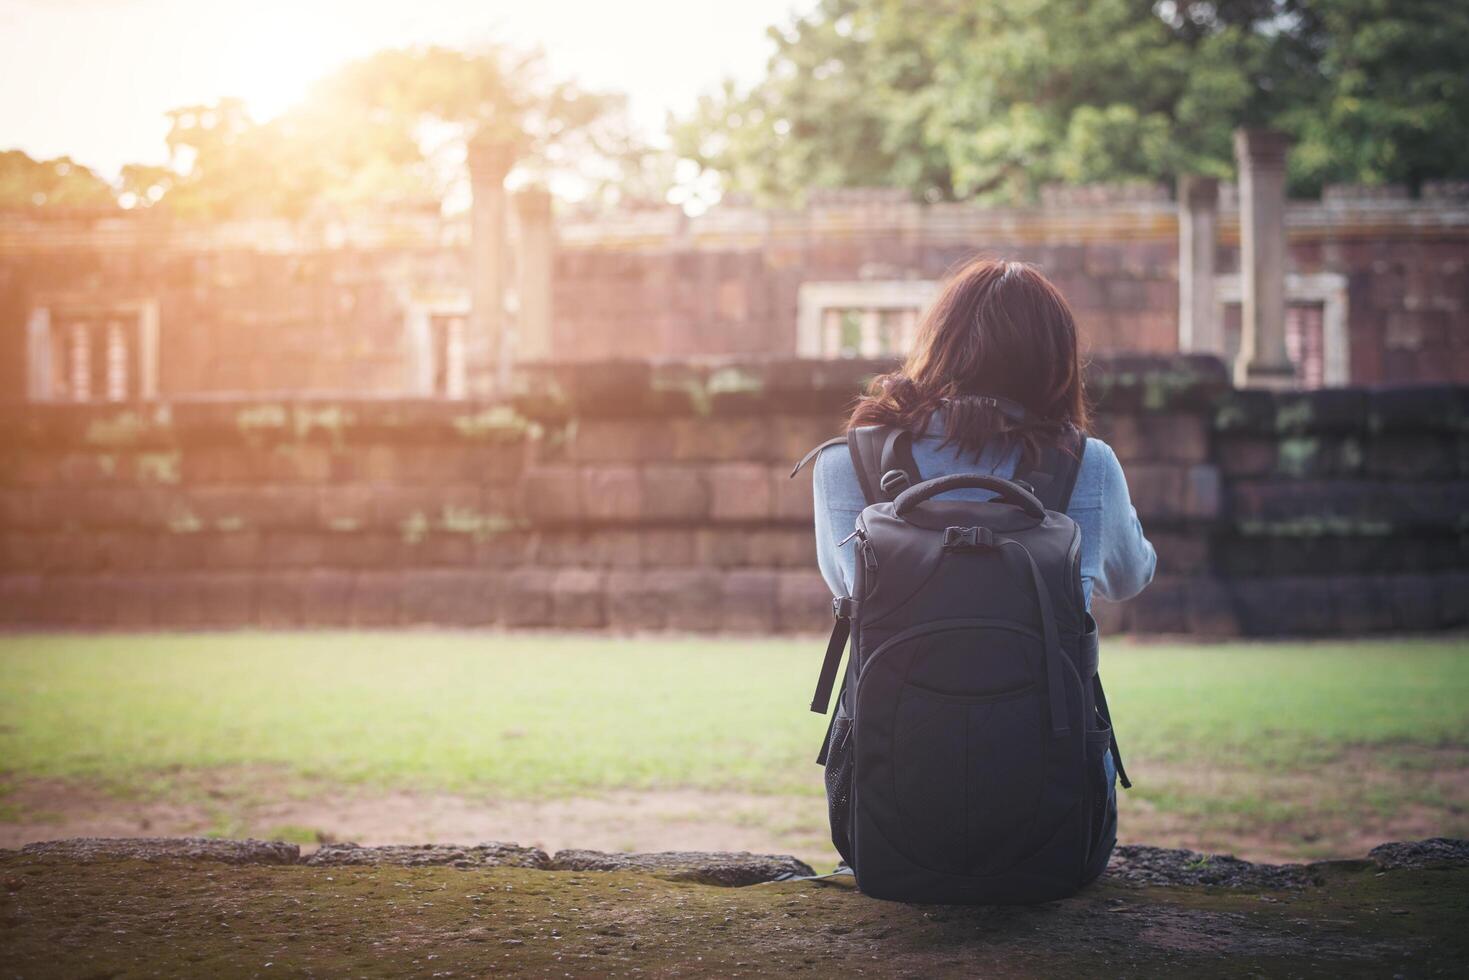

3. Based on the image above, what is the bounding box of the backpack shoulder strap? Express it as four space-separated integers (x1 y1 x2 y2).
789 426 923 506
846 424 921 506
1013 428 1086 514
788 436 846 479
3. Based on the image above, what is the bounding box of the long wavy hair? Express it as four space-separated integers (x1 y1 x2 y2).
847 258 1090 463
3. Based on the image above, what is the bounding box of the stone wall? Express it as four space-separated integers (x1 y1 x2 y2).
1 355 1463 635
4 185 1466 406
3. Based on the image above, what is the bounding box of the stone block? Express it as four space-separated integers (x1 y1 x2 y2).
636 529 699 566
709 463 773 522
605 569 671 631
567 418 664 463
1232 577 1336 635
298 570 354 626
668 417 773 462
776 569 831 633
1386 574 1438 631
199 572 258 626
770 463 815 522
1364 433 1457 481
350 571 403 626
639 466 709 523
748 527 817 568
579 466 644 523
500 568 556 628
1148 531 1210 576
1128 577 1188 634
1329 576 1396 634
695 529 749 568
1089 596 1129 635
1182 464 1222 520
1437 571 1469 628
519 465 582 524
263 531 329 569
719 569 778 632
1121 463 1186 523
400 569 497 626
1216 436 1277 478
550 568 607 628
257 571 309 627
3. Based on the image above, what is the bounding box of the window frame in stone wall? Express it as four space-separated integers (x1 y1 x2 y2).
796 281 941 358
1214 272 1349 387
26 298 160 403
404 295 472 399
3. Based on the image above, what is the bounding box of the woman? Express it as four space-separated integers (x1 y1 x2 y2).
813 257 1156 609
810 258 1156 883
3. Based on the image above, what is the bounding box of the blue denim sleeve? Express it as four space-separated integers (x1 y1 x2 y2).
812 445 865 597
1090 440 1157 602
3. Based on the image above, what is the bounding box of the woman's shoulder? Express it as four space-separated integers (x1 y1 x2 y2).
1071 435 1123 507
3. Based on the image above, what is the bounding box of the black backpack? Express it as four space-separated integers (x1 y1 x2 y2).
792 410 1130 903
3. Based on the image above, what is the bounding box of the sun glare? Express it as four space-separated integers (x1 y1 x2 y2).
200 6 356 124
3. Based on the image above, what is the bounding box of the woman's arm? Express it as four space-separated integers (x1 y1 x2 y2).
813 446 865 597
1095 442 1157 603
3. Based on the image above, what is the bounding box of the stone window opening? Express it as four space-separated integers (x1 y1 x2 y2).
797 281 940 358
27 301 159 402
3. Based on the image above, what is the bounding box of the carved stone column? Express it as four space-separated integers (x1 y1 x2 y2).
468 137 515 393
513 187 554 363
1177 175 1220 356
1233 129 1295 387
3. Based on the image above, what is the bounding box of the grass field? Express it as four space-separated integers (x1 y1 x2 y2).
1 632 1466 864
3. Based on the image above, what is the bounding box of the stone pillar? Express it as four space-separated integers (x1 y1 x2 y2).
1233 129 1295 387
514 186 554 363
468 137 515 393
1177 175 1219 356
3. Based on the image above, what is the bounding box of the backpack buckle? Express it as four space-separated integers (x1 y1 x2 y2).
943 526 995 551
832 596 856 620
879 468 911 497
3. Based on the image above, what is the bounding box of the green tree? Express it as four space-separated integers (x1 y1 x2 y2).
673 0 1469 204
0 150 117 209
143 46 643 219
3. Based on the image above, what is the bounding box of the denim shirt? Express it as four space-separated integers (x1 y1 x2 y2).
812 418 1157 608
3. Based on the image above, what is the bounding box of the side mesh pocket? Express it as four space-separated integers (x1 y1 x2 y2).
1082 717 1117 884
824 709 855 865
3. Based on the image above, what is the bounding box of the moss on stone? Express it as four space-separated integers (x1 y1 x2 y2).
84 406 173 448
135 451 182 485
451 405 529 440
0 852 1463 978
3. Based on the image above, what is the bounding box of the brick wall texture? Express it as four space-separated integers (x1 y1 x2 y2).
1 355 1464 635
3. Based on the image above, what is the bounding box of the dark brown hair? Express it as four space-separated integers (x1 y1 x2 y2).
847 258 1089 462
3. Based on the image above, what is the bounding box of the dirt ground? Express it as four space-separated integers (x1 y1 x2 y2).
3 751 1465 866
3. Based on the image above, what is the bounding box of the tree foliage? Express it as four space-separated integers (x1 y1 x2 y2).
672 0 1469 204
0 150 117 209
131 46 643 219
5 45 645 218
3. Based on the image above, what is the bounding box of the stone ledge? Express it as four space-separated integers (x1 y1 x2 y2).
305 842 550 869
1368 837 1469 871
11 836 1466 888
3 837 1466 977
547 849 816 886
17 836 300 865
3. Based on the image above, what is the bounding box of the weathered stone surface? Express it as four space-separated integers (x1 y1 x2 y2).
16 836 299 865
306 842 550 869
5 837 1465 977
1107 845 1316 889
1368 837 1469 871
548 849 816 886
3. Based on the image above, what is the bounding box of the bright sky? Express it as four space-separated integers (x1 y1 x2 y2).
0 0 802 179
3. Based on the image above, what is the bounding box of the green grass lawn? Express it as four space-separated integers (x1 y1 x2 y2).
1 632 1466 858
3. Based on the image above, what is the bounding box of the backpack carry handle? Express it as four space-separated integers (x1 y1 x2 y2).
893 474 1046 520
